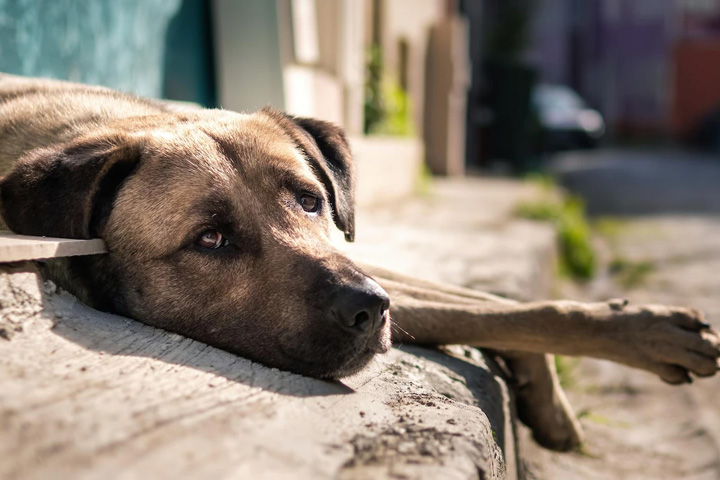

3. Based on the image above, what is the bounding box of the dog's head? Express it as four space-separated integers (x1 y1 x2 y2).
0 109 391 379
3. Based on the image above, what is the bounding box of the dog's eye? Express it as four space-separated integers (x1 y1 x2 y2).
298 193 320 213
197 230 228 249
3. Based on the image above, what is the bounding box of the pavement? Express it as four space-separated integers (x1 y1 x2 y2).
0 176 557 480
343 177 556 302
523 148 720 480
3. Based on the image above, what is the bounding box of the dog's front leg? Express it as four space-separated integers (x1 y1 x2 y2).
387 296 720 385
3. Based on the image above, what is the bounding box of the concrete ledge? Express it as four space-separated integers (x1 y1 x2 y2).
0 264 515 480
0 177 557 480
351 136 424 208
345 177 557 302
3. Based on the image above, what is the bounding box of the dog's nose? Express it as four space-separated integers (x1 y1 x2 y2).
332 278 390 334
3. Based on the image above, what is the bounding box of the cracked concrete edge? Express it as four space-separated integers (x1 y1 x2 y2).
0 264 518 480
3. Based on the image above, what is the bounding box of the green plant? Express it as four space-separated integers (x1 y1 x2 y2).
414 162 433 197
515 193 597 280
376 81 414 136
608 257 654 289
554 355 580 389
364 44 385 134
577 410 631 429
523 173 557 193
593 217 628 241
363 44 414 136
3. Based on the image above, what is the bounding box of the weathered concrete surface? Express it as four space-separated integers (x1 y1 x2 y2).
1 264 513 480
0 177 556 480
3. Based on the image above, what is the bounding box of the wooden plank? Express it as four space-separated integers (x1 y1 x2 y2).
0 233 106 263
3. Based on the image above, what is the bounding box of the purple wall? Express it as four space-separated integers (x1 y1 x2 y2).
528 0 677 135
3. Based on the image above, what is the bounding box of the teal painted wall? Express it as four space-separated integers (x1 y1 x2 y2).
163 0 217 107
0 0 183 99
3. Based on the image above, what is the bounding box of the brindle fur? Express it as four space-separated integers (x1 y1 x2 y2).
1 73 718 452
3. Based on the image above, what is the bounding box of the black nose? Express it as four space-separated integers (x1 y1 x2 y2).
332 278 390 335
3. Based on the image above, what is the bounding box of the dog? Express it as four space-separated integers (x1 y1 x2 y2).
1 73 718 452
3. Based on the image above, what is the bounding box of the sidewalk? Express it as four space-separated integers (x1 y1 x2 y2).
0 177 557 480
345 177 556 302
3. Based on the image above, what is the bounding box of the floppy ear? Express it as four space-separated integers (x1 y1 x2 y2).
264 110 356 242
0 138 142 239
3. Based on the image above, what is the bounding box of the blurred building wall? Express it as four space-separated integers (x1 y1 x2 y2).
525 0 572 85
379 0 445 135
525 0 720 140
671 1 720 137
672 40 720 136
213 0 286 112
0 0 181 98
525 0 675 138
163 0 217 107
580 0 674 138
0 0 468 180
275 0 466 175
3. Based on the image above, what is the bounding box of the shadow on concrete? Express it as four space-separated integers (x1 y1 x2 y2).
45 286 355 398
47 283 510 408
549 149 720 216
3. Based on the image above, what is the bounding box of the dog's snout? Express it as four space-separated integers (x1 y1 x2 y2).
333 279 390 335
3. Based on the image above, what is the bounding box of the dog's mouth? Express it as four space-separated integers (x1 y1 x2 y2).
276 320 392 380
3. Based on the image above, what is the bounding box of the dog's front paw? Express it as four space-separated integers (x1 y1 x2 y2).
606 303 720 384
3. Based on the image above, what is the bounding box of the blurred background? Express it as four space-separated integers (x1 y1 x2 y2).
3 0 720 177
2 1 720 478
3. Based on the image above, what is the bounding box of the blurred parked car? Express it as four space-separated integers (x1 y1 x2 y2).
532 84 605 152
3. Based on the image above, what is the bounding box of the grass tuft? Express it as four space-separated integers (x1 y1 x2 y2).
515 191 596 280
414 162 434 197
554 355 581 389
608 257 654 289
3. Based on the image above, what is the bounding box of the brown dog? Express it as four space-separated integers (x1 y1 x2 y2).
1 73 719 451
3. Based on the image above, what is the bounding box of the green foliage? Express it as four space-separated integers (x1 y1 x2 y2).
577 410 631 429
554 355 580 389
364 44 414 136
376 81 414 136
608 257 654 289
414 162 434 197
364 44 385 134
515 192 597 280
593 217 629 240
523 173 557 193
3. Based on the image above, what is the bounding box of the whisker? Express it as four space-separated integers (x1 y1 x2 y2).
391 322 415 340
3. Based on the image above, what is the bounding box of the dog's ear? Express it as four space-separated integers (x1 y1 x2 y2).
0 137 142 239
264 110 356 242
